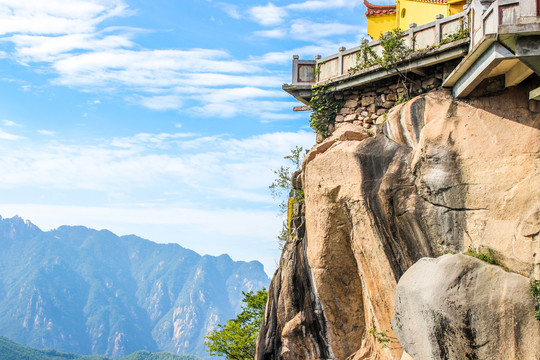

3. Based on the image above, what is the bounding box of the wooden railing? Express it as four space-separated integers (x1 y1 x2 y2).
289 0 539 86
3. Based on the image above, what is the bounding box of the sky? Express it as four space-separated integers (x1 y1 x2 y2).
0 0 394 275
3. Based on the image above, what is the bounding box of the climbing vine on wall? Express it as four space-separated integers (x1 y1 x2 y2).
309 84 341 137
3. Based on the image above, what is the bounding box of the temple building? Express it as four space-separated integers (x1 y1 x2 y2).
365 0 468 39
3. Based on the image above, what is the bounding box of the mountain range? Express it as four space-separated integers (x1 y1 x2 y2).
0 335 201 360
0 216 269 359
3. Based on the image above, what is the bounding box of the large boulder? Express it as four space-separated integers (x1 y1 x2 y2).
392 254 540 360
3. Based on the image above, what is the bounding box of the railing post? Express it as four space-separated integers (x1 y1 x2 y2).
409 23 417 51
491 1 500 31
361 39 368 67
292 55 299 85
315 55 321 82
435 14 444 44
338 47 346 76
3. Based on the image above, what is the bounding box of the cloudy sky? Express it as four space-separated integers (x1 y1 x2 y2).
0 0 392 274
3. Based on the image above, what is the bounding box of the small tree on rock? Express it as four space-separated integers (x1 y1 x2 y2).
204 289 268 360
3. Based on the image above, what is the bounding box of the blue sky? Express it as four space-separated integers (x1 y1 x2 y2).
0 0 392 274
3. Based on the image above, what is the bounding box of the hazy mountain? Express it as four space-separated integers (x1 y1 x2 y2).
0 335 201 360
0 216 269 359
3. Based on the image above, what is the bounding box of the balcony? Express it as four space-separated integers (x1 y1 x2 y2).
284 0 540 104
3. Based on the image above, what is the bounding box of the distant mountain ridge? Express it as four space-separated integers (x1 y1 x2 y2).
0 216 269 359
0 335 201 360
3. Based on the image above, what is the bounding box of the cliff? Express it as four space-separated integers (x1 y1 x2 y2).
256 80 540 359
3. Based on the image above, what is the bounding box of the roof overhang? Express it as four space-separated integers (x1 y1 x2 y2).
364 0 396 16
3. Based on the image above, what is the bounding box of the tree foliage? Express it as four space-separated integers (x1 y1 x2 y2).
204 289 268 360
377 29 410 70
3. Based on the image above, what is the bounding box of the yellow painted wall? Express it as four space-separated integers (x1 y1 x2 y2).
367 13 397 40
397 0 448 30
367 0 467 38
449 2 466 15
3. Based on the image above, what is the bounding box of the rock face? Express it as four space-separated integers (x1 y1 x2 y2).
257 197 334 360
393 254 540 360
256 79 540 359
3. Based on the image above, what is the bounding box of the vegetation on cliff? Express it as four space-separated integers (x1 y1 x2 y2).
531 280 540 321
269 146 304 249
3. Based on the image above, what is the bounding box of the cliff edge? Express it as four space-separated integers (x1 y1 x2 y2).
256 81 540 359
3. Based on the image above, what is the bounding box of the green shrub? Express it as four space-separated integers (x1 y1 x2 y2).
368 328 397 349
531 280 540 321
464 247 508 271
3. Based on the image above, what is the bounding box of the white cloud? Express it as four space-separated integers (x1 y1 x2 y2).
8 32 135 63
245 0 368 27
50 49 262 90
248 3 288 26
191 99 300 119
178 73 284 88
254 19 365 41
37 129 55 136
0 129 24 140
0 130 314 195
250 39 368 66
217 2 242 19
200 87 286 103
253 28 287 39
0 0 291 120
139 95 183 110
2 119 20 126
0 0 130 35
285 0 364 11
289 19 364 40
111 132 196 149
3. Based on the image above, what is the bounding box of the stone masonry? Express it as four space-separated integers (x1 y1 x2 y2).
325 60 460 138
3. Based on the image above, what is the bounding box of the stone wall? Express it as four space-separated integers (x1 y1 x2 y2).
327 60 460 136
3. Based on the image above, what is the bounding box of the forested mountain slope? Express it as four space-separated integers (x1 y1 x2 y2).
0 216 268 359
